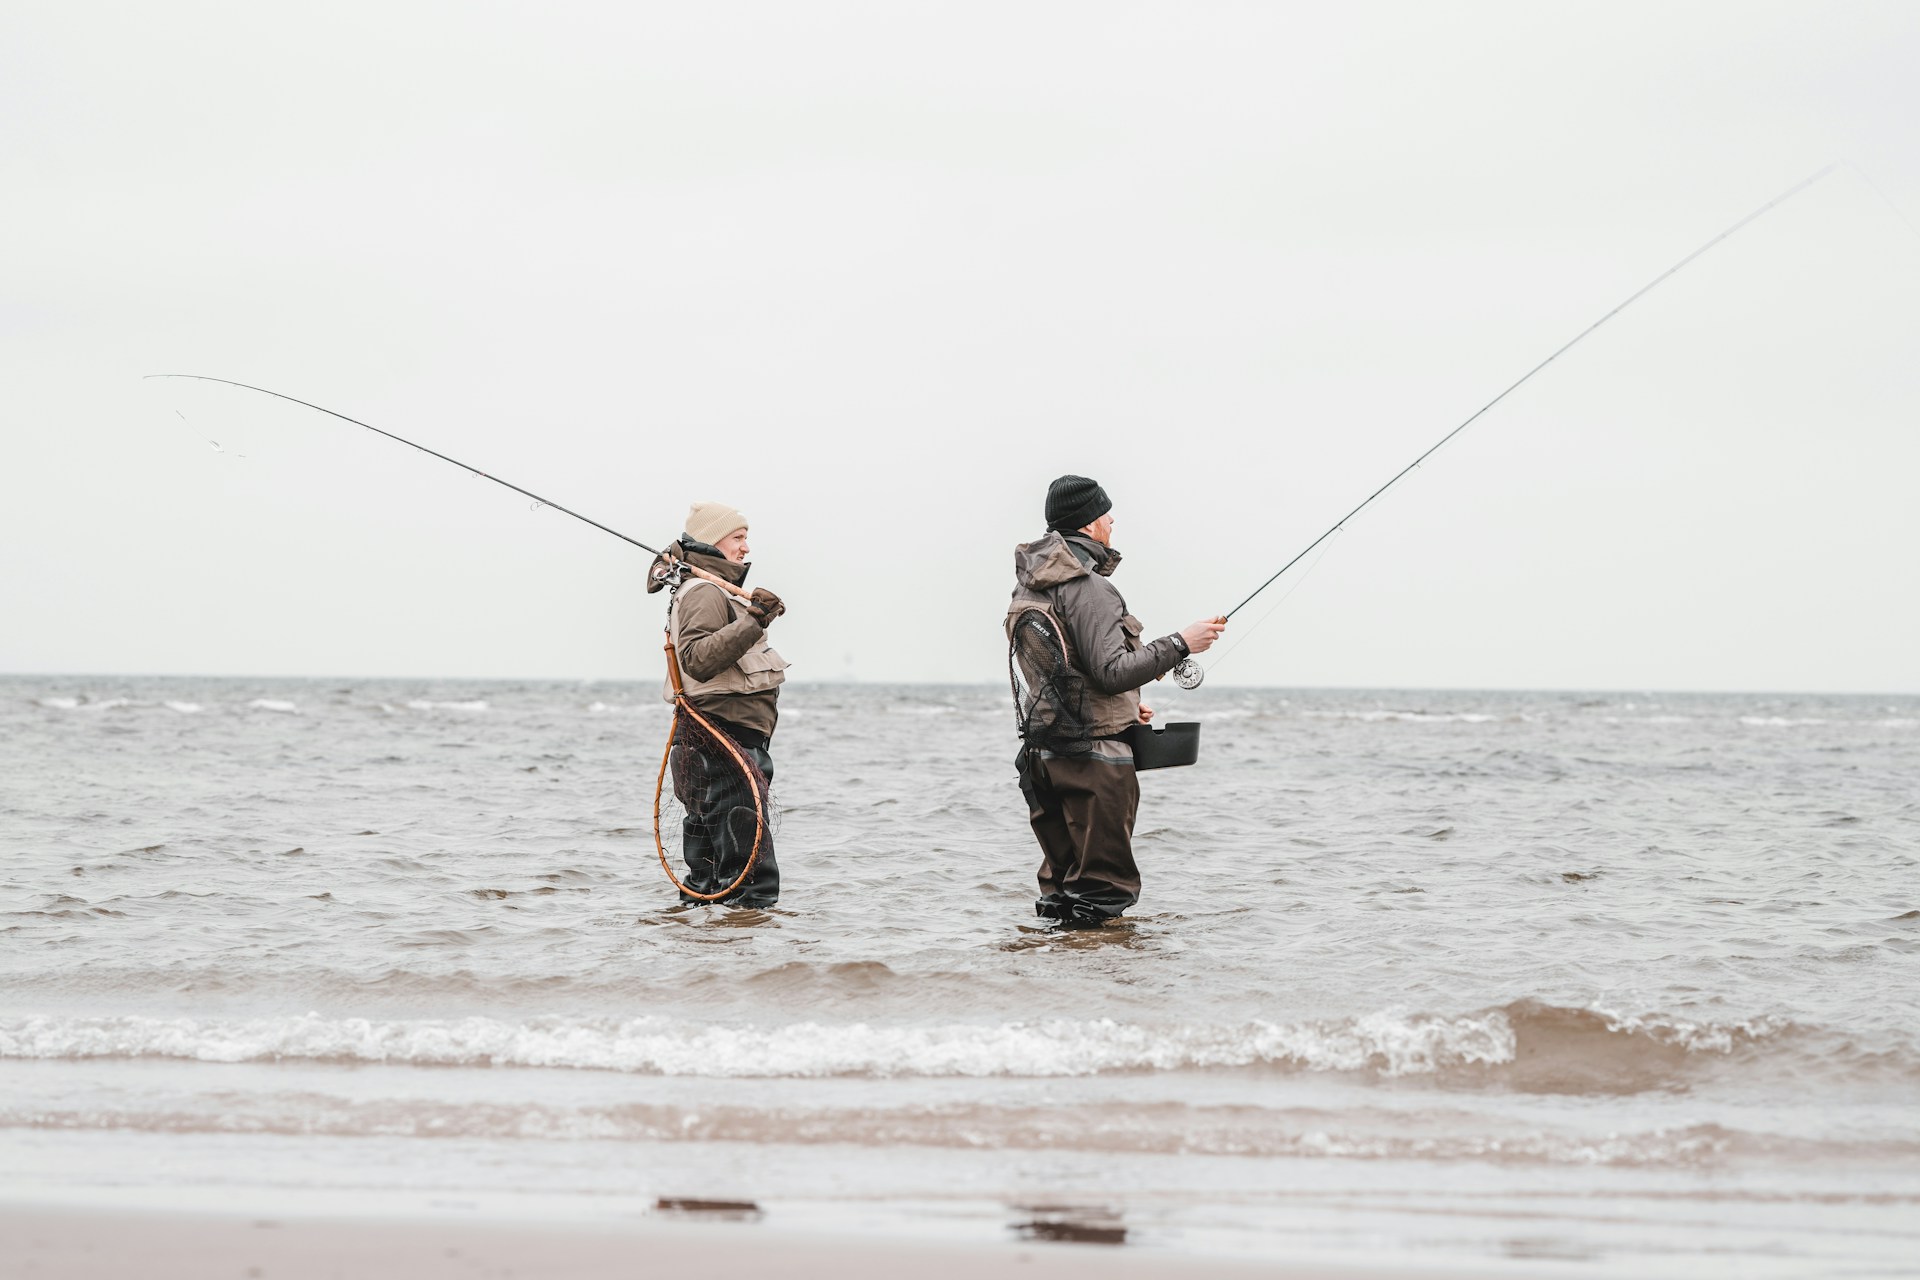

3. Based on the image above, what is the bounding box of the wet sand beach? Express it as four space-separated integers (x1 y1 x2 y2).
1 1202 1515 1280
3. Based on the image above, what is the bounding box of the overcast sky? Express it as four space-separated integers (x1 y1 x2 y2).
4 1 1916 692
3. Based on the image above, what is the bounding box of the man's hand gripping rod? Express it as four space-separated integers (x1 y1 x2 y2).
1170 617 1226 689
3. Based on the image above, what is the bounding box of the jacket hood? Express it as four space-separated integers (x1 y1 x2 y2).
1013 531 1121 590
647 538 750 593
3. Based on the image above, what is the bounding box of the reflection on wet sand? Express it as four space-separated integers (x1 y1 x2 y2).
654 1198 763 1222
1012 1204 1127 1246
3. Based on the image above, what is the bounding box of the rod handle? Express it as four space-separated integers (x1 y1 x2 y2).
679 562 756 602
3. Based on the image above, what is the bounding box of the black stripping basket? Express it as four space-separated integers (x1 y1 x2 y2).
1129 721 1201 771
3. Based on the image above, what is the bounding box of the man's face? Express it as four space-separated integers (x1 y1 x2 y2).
715 527 751 563
1080 512 1115 547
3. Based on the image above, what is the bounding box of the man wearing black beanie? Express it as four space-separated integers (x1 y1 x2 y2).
1005 476 1226 926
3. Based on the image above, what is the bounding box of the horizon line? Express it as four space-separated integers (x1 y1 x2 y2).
3 671 1916 699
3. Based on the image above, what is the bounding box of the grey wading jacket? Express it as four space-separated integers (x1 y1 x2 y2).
650 540 788 739
1006 531 1187 743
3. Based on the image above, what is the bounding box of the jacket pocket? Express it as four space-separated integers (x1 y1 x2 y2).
1120 613 1144 652
736 645 790 692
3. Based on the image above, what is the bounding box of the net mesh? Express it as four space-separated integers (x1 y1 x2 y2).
653 701 775 902
1008 608 1093 757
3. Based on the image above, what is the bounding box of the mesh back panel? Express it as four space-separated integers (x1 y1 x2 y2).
1009 609 1092 756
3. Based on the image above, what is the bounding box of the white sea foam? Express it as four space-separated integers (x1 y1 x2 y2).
1739 716 1827 727
36 697 80 710
0 1001 1800 1081
405 699 489 713
164 701 203 714
247 699 298 714
1589 1006 1790 1054
0 1011 1527 1078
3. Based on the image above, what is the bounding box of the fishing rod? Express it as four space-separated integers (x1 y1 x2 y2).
142 373 751 599
1169 164 1837 690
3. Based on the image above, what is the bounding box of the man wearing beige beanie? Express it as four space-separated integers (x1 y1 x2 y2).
647 501 788 906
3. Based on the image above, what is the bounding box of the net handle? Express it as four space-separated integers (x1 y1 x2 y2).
651 641 768 903
664 639 687 696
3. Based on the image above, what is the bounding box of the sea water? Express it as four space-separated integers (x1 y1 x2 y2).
3 677 1917 1274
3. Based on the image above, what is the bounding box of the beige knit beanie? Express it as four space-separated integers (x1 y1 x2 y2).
684 501 748 547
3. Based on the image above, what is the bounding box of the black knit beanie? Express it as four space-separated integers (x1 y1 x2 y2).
1045 474 1112 532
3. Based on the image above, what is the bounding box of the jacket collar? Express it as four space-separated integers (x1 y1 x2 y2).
676 537 751 587
1062 531 1122 577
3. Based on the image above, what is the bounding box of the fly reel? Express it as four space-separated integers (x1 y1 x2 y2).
1171 658 1205 690
649 556 686 592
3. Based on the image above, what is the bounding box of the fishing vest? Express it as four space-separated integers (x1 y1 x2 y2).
662 579 790 703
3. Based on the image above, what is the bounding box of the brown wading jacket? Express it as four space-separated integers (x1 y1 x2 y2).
650 540 787 739
1007 531 1187 742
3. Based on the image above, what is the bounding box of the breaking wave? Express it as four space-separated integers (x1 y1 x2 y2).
0 1002 1842 1090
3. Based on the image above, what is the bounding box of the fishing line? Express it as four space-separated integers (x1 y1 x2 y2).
144 373 670 557
1203 527 1344 676
653 640 770 902
168 406 248 459
1170 164 1837 690
1842 159 1920 246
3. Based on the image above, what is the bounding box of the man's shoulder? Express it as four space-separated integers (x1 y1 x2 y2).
675 579 736 624
1053 567 1123 612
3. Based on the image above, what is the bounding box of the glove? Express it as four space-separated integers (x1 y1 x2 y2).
747 587 785 627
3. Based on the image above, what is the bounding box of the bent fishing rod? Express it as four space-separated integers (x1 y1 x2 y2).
141 373 752 600
1170 164 1837 690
